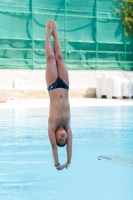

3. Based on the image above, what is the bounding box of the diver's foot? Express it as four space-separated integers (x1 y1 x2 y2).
51 20 57 37
46 20 53 36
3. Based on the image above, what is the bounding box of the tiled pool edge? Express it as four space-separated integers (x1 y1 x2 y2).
0 98 133 109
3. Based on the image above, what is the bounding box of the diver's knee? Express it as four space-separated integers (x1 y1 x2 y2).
47 54 55 62
56 54 63 61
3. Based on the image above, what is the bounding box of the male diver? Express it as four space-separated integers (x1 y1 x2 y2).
45 20 72 170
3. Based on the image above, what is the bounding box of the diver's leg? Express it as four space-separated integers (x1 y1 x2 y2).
52 20 69 85
45 20 58 87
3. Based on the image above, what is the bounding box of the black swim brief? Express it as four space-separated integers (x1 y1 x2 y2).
47 77 69 91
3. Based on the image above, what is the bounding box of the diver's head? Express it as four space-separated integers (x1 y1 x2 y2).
55 126 67 147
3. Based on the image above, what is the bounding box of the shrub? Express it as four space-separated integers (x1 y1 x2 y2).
115 0 133 37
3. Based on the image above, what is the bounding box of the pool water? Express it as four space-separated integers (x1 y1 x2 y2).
0 106 133 200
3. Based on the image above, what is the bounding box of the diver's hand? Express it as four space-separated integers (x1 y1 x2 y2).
62 162 70 169
55 163 64 170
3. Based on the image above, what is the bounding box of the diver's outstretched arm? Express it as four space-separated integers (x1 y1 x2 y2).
63 127 72 169
48 126 64 170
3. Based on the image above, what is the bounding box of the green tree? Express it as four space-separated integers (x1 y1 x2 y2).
115 0 133 37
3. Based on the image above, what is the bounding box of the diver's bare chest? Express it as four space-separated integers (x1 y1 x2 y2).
49 114 70 128
49 102 70 127
50 116 69 124
49 105 70 119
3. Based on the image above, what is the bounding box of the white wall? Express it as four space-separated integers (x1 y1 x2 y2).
0 70 128 90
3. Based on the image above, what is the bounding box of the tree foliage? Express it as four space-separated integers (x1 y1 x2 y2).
115 0 133 37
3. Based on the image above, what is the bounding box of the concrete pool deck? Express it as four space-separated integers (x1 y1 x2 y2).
0 98 133 109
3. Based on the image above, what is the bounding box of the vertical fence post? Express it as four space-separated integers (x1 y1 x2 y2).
124 42 126 71
31 0 34 69
96 0 98 70
64 0 67 64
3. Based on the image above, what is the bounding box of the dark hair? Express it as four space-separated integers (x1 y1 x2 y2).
57 141 67 147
